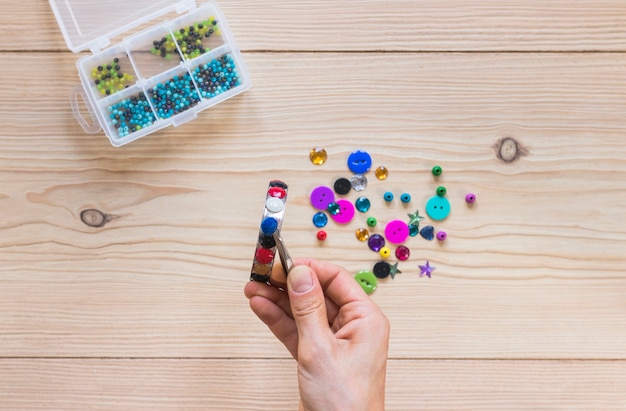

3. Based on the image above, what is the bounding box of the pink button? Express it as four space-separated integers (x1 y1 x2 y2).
310 186 335 210
384 220 409 244
330 199 355 224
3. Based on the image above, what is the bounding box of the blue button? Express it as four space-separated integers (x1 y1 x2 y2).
426 196 450 221
347 150 372 174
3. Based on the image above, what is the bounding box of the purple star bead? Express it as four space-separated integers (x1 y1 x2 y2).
418 261 436 278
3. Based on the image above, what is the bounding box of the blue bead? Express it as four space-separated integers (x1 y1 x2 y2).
400 193 411 203
260 217 278 235
384 192 394 202
355 196 371 213
312 212 328 228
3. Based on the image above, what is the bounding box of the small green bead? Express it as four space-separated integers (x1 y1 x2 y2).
436 186 447 196
367 217 377 227
432 165 442 176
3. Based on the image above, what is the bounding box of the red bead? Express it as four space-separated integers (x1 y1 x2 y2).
255 247 274 264
316 230 327 241
268 186 286 199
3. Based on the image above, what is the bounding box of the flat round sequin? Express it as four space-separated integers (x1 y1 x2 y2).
255 248 274 264
310 186 335 210
265 197 284 213
329 199 355 224
373 261 391 279
395 245 410 261
426 195 451 221
355 196 371 213
355 228 370 242
268 186 286 199
350 174 368 191
347 150 372 174
367 234 385 252
375 165 388 180
312 212 328 228
419 225 435 241
260 217 278 235
355 270 377 295
252 262 271 275
384 220 410 244
310 147 327 165
327 202 340 215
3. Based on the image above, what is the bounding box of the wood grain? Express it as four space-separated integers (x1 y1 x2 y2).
1 1 626 409
2 1 626 52
0 359 625 410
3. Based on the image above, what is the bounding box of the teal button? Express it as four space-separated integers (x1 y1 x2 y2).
354 270 377 295
426 195 450 221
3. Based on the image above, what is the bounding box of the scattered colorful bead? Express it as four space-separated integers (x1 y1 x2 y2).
400 193 411 203
436 186 447 196
436 231 447 241
152 18 220 60
92 57 134 97
316 230 327 241
384 192 394 202
148 72 201 119
191 54 240 99
432 165 442 176
107 92 156 138
367 217 377 227
379 247 391 259
465 193 477 203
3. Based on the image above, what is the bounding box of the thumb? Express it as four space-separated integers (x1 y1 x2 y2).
287 265 331 342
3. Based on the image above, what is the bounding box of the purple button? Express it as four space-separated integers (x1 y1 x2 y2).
329 199 355 224
310 186 335 210
384 219 409 244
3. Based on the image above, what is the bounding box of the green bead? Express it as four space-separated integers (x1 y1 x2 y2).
432 165 442 176
354 270 377 295
367 217 377 227
436 186 447 196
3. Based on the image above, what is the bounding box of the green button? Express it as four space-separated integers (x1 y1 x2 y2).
426 195 451 221
354 270 377 295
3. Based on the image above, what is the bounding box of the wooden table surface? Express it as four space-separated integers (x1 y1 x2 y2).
1 1 625 409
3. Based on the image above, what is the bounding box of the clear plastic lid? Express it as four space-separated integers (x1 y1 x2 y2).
48 0 197 53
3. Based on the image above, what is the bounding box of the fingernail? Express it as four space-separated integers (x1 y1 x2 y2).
288 266 313 294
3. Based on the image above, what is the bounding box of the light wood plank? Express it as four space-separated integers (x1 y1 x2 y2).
0 359 625 410
2 1 626 52
0 51 625 359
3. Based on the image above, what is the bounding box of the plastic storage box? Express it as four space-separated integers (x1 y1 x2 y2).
48 0 251 147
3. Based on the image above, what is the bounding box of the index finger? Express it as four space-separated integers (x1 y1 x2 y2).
293 258 372 307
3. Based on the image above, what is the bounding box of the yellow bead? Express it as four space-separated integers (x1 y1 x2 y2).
375 166 389 180
355 228 370 242
309 147 328 165
379 246 391 259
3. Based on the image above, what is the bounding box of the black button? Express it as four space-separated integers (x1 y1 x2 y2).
333 178 352 195
373 261 391 278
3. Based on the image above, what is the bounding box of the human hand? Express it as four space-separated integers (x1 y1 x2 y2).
244 258 390 411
